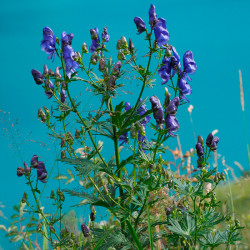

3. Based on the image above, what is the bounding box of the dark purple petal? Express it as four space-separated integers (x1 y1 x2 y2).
102 27 110 42
63 45 80 78
165 114 179 137
150 95 165 129
134 17 147 34
118 132 128 145
171 46 181 77
89 28 101 52
158 56 171 85
149 4 158 28
183 50 197 75
45 80 54 98
112 61 121 75
17 167 24 177
125 102 131 111
31 155 39 168
24 162 31 174
166 97 180 115
154 18 169 47
206 133 214 147
195 143 204 158
31 69 44 85
138 131 147 152
61 89 67 103
137 99 151 127
61 31 74 47
178 78 192 102
37 161 47 183
81 224 89 237
41 27 56 60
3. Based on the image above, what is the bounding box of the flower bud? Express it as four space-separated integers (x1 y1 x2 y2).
108 75 116 88
120 36 128 49
90 29 98 40
61 89 67 103
24 162 31 174
61 138 65 148
50 190 55 199
220 172 225 181
61 150 66 159
198 136 204 146
112 61 121 76
118 50 126 60
82 42 88 53
195 143 204 158
128 38 135 53
136 121 145 136
59 192 65 202
90 211 95 221
21 192 27 203
67 132 74 145
124 48 130 55
75 129 80 139
116 39 122 50
165 207 172 216
49 226 55 234
164 87 171 108
48 69 54 76
81 223 89 237
37 223 42 232
38 108 46 122
130 124 137 139
99 58 106 72
61 81 67 90
31 69 44 85
73 52 82 63
17 167 24 177
55 67 61 78
165 45 172 57
90 51 98 65
43 64 49 77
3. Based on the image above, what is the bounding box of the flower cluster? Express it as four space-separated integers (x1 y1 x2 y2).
16 155 47 183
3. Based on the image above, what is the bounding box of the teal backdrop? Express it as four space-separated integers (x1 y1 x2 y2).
1 0 250 248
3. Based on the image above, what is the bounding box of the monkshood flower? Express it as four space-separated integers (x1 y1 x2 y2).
137 99 151 127
41 27 56 60
17 167 24 177
45 80 54 98
24 162 31 174
90 211 95 221
102 27 110 42
30 155 38 168
149 4 158 28
166 97 180 115
195 142 204 158
178 77 192 102
171 47 181 77
118 102 131 145
61 89 67 103
165 114 179 137
183 50 197 81
81 223 90 237
206 133 219 151
55 66 61 78
90 28 101 52
37 161 47 183
31 69 44 85
134 17 147 34
150 95 165 129
112 61 121 76
61 31 74 47
154 18 169 47
158 56 171 84
63 45 80 78
128 38 135 53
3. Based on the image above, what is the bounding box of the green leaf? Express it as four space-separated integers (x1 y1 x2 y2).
125 220 143 250
146 204 153 250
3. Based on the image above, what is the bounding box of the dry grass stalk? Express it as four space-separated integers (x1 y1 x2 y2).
239 69 245 112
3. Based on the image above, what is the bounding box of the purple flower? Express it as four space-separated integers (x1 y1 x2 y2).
81 223 89 237
31 155 38 168
90 211 95 221
154 18 169 47
149 4 158 28
102 27 110 42
165 114 179 137
61 31 74 47
178 77 192 102
45 80 54 98
112 61 122 76
138 132 147 152
195 142 204 158
37 161 47 183
183 50 197 79
31 69 44 85
150 95 165 129
118 102 131 145
61 89 67 103
158 56 171 85
134 17 147 34
63 45 80 78
166 97 180 115
41 27 56 60
137 99 151 127
171 47 181 77
24 162 31 174
17 167 24 177
206 133 219 151
90 28 101 52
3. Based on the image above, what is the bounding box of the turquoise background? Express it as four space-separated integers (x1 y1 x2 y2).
1 0 250 248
